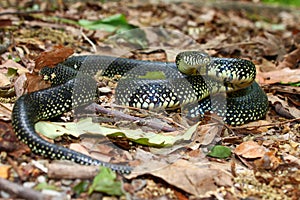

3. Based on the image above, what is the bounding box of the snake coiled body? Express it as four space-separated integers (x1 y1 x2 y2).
11 52 268 174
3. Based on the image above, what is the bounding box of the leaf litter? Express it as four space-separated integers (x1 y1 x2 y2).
0 0 299 199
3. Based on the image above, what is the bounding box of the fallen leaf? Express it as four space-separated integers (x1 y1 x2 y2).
0 103 12 121
207 145 231 159
239 120 272 133
25 73 51 93
259 67 300 84
253 32 286 61
35 118 199 148
268 94 300 118
253 151 281 170
0 165 12 179
131 159 233 196
234 141 266 159
277 46 300 69
195 124 221 146
35 45 74 70
0 59 29 75
0 73 10 87
0 19 12 28
88 167 124 196
13 73 50 96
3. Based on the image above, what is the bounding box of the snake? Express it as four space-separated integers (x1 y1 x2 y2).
11 51 268 174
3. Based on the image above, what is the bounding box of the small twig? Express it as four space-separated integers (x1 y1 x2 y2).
0 10 43 16
0 177 44 200
48 161 99 179
7 157 26 182
221 41 257 48
85 103 177 132
81 29 97 53
112 104 187 130
230 117 300 130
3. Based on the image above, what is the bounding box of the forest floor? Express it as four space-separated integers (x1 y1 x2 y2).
0 0 299 199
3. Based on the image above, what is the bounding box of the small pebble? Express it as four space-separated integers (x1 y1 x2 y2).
61 179 73 186
23 182 36 188
41 189 67 199
98 87 112 93
1 191 10 198
37 175 47 183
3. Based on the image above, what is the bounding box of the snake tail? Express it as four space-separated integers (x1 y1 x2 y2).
11 78 132 174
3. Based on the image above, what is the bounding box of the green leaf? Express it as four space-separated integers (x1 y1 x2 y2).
73 180 90 196
207 145 231 159
13 57 21 62
35 118 199 148
262 0 300 7
77 14 148 48
6 67 18 77
88 167 123 196
290 82 300 87
78 14 136 32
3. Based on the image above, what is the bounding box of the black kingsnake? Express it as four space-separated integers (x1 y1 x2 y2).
11 51 268 174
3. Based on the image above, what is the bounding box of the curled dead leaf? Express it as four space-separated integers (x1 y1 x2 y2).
0 165 12 179
234 141 266 159
268 94 300 118
260 67 300 84
277 46 300 69
253 151 281 170
0 60 29 75
253 32 286 60
0 73 10 87
130 159 233 196
35 45 74 70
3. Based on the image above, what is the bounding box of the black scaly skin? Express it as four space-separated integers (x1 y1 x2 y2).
12 53 268 174
12 77 133 174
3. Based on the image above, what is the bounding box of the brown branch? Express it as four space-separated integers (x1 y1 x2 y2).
0 10 43 16
7 157 26 182
47 161 100 179
230 117 300 130
0 177 44 200
85 103 177 132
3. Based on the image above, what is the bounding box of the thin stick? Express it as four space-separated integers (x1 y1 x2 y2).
81 29 97 53
0 177 44 200
231 117 300 130
85 103 177 132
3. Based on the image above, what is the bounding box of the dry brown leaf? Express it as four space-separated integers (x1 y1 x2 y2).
239 120 271 133
228 11 254 28
277 46 300 69
0 103 12 121
253 32 286 60
256 58 277 73
268 94 300 118
197 9 216 23
253 151 281 170
0 59 29 75
132 159 233 196
200 34 227 49
25 73 51 93
0 73 10 87
234 141 266 159
35 45 74 70
0 19 12 28
70 143 91 156
259 67 300 84
196 124 221 146
0 165 11 179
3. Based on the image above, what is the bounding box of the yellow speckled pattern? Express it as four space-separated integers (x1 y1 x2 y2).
12 52 268 174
